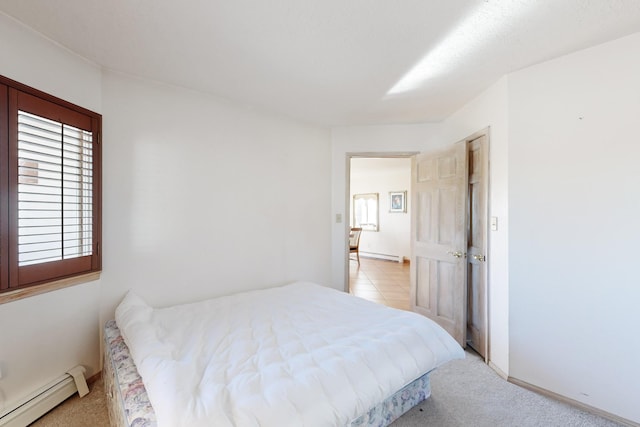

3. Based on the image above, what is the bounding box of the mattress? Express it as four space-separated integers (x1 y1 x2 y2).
104 320 431 427
107 281 464 426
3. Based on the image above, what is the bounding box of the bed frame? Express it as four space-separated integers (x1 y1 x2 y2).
103 319 431 427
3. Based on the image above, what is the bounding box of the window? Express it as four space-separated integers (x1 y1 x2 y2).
0 75 101 293
353 193 379 231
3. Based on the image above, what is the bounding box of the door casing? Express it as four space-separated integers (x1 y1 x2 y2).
466 132 489 359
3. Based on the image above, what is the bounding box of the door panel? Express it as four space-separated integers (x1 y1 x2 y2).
436 262 456 319
411 142 468 346
415 257 430 308
417 192 432 242
438 188 457 244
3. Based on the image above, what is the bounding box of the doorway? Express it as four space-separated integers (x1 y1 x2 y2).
348 157 413 311
345 130 489 361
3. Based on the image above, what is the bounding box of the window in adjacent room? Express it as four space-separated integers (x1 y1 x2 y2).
353 193 379 231
0 75 102 295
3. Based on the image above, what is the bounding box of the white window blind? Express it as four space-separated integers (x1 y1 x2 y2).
17 111 93 267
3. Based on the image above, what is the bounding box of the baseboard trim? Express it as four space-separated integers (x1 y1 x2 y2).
86 371 102 385
488 361 508 380
508 376 639 427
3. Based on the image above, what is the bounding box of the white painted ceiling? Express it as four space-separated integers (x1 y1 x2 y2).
2 1 640 126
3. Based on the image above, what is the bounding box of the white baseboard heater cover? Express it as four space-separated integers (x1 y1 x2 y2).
0 366 89 427
359 252 405 263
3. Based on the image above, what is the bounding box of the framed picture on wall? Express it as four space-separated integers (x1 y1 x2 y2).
389 191 407 213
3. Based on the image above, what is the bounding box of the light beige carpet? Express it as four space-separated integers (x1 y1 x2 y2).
29 376 109 427
32 350 625 426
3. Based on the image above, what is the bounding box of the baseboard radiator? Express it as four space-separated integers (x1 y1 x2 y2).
359 251 405 263
0 366 89 427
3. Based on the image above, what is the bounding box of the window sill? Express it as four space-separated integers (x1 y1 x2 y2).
0 271 101 305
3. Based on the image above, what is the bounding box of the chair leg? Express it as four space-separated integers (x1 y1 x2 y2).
356 250 360 265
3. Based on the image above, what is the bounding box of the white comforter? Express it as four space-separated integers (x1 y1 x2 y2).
115 282 464 427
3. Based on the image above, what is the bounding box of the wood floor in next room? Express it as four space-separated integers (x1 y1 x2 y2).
349 257 411 311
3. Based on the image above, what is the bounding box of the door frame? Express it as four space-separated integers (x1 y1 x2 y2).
462 128 490 362
463 127 491 364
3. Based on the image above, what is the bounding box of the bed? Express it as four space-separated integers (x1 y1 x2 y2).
104 281 464 427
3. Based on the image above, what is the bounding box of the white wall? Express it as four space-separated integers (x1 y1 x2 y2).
99 71 332 322
0 14 101 113
350 158 411 259
0 12 103 411
508 33 640 422
330 124 442 289
441 77 510 375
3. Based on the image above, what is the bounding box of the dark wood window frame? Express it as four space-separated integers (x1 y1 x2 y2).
0 74 101 300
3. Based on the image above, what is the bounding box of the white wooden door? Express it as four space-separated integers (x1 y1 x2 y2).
410 142 468 346
466 135 488 358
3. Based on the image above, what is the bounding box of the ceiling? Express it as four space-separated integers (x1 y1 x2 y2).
2 0 640 126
